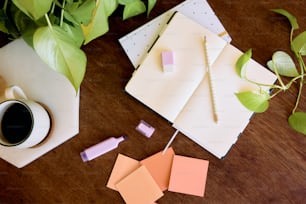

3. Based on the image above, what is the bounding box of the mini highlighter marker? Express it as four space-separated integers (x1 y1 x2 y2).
80 135 127 162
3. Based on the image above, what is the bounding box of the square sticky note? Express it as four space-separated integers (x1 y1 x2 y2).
116 165 164 204
106 154 140 191
168 155 209 197
141 147 175 191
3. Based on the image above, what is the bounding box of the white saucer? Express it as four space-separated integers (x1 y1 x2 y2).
0 39 79 168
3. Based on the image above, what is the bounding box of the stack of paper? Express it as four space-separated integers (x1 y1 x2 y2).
107 149 209 203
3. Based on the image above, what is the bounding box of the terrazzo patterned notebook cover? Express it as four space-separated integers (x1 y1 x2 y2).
119 0 232 69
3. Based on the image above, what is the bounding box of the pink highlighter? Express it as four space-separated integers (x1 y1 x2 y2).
80 135 126 162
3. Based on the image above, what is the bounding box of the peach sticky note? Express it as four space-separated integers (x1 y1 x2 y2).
141 147 175 191
106 154 140 190
168 155 209 197
116 165 164 204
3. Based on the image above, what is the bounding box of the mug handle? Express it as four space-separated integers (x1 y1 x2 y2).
5 85 28 100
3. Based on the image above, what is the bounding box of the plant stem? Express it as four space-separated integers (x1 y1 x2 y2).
51 1 56 14
292 53 305 113
290 28 294 44
272 58 287 89
292 77 303 113
270 73 306 98
45 14 53 29
270 88 283 98
300 54 306 72
3 0 8 11
60 0 66 27
244 77 283 89
288 74 306 84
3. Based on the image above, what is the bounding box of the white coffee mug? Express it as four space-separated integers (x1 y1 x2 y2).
0 85 50 148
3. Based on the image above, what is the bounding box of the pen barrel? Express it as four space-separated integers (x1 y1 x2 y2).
203 36 218 122
207 69 218 122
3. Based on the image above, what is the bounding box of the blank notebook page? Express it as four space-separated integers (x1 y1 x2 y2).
173 44 277 158
125 12 227 122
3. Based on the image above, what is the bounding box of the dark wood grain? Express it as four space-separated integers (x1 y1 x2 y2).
0 1 305 203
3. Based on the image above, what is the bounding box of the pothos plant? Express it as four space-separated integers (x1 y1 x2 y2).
0 0 157 92
235 9 306 135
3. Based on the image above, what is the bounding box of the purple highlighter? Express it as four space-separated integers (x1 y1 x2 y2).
80 135 126 162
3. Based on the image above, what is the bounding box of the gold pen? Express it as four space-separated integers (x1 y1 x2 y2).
203 36 218 123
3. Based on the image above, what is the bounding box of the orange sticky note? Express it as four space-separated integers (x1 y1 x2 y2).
106 154 140 190
168 155 209 197
140 147 175 191
116 165 164 204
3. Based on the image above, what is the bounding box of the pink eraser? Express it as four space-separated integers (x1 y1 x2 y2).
161 51 174 72
136 120 155 138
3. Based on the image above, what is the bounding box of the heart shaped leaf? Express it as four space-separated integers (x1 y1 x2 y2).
288 112 306 135
64 0 96 25
147 0 157 16
122 0 146 20
235 91 270 113
291 31 306 56
62 22 84 48
81 0 109 45
34 25 86 92
12 0 53 20
235 49 252 78
271 9 299 30
103 0 118 17
267 51 299 77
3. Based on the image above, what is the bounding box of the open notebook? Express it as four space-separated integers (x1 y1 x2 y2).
125 12 277 159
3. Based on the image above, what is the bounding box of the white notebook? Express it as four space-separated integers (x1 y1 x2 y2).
125 12 276 158
119 0 232 68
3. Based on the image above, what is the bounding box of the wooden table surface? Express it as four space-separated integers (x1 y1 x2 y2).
0 0 305 203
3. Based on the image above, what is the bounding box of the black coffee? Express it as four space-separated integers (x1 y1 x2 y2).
1 103 33 144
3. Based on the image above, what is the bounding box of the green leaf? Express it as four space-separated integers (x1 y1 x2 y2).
147 0 157 16
65 0 96 25
235 49 252 78
267 51 299 77
119 0 135 5
12 5 32 32
291 31 306 56
288 112 306 135
123 0 146 20
271 9 299 30
103 0 118 17
0 6 20 38
62 22 84 48
9 4 38 46
12 0 53 20
81 0 109 45
0 9 9 33
33 26 86 92
235 91 270 113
